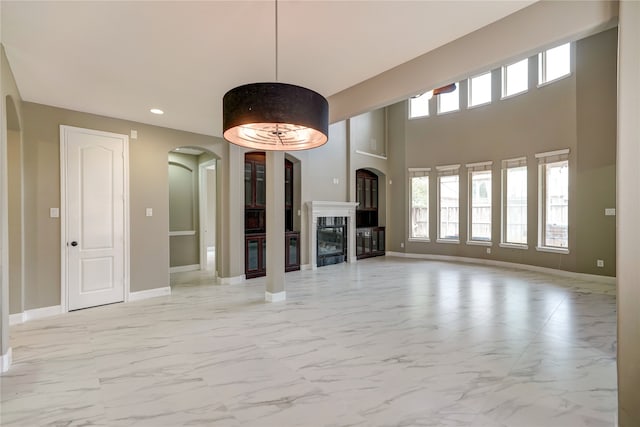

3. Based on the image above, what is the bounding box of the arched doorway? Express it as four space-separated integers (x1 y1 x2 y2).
168 146 219 280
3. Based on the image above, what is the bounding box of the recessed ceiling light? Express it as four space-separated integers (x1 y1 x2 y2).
150 108 164 115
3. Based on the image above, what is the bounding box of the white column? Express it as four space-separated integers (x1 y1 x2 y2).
265 151 285 302
617 2 640 426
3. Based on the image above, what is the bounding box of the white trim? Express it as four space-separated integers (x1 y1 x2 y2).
218 274 246 285
307 201 358 270
169 264 200 273
436 239 460 244
499 242 529 250
9 313 24 325
536 246 570 254
408 167 431 173
60 125 130 312
408 238 430 243
465 161 493 169
466 240 492 247
300 264 312 271
435 164 461 172
169 230 196 236
265 291 286 302
355 150 387 160
8 305 63 325
128 286 171 302
1 348 12 373
537 72 572 89
386 252 615 285
535 148 570 158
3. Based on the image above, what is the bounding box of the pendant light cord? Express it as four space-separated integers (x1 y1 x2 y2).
275 0 279 82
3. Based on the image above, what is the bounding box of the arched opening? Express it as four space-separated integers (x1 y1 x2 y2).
355 168 386 259
168 146 219 284
6 95 23 319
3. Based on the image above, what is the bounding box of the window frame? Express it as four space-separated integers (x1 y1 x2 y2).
501 58 529 99
409 93 430 119
408 168 431 242
437 83 460 115
466 162 493 246
500 157 528 249
467 71 492 108
538 42 572 87
436 165 461 243
536 149 570 254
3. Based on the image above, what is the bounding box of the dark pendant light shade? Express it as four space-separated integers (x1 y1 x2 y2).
223 82 329 151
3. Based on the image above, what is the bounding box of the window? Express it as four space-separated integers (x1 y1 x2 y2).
539 43 571 85
502 58 528 98
437 83 459 114
501 157 527 247
437 165 460 242
467 162 492 243
409 93 430 118
537 149 569 252
409 168 430 240
468 72 492 107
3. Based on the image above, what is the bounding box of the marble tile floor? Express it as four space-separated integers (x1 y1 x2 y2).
0 257 617 427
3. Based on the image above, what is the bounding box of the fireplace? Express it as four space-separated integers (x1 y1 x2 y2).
307 201 358 269
317 217 347 266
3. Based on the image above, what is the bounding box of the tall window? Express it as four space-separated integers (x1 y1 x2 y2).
437 165 460 241
409 93 430 119
409 168 430 240
437 83 459 114
539 43 571 85
468 72 492 107
467 162 492 243
502 58 528 98
537 149 569 251
501 157 528 247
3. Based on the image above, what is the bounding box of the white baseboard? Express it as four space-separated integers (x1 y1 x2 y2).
8 305 63 325
9 312 24 326
128 286 171 302
386 251 616 285
218 274 245 285
265 291 286 302
1 347 12 373
300 264 312 271
169 264 200 273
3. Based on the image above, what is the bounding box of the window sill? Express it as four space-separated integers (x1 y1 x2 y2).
536 246 569 255
408 238 430 243
466 240 491 246
467 100 491 110
437 239 460 244
499 243 528 250
437 109 459 116
500 89 528 101
538 72 572 88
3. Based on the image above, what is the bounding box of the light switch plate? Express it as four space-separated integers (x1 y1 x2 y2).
605 208 616 216
131 130 138 139
146 208 153 217
50 208 59 218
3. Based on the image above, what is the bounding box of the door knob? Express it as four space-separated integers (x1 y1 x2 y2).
71 241 78 247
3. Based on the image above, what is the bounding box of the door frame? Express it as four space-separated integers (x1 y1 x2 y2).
59 125 130 313
198 158 217 275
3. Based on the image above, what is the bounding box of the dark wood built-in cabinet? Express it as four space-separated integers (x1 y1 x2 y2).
356 169 385 259
244 152 300 278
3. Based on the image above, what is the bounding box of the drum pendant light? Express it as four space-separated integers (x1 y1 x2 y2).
223 1 328 151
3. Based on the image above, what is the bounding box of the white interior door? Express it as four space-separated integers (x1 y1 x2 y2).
61 126 126 311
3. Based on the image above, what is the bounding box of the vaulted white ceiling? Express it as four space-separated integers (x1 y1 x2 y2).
1 1 536 138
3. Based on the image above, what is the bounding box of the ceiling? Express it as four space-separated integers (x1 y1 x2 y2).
2 1 536 138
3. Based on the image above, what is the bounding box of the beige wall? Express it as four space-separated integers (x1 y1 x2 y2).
1 42 23 358
386 28 617 277
617 3 640 426
20 102 227 308
168 152 200 268
7 128 22 314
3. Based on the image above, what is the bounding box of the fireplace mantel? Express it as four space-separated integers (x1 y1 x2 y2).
307 201 359 269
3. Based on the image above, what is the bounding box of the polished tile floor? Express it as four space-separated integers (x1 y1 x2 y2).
0 257 617 426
